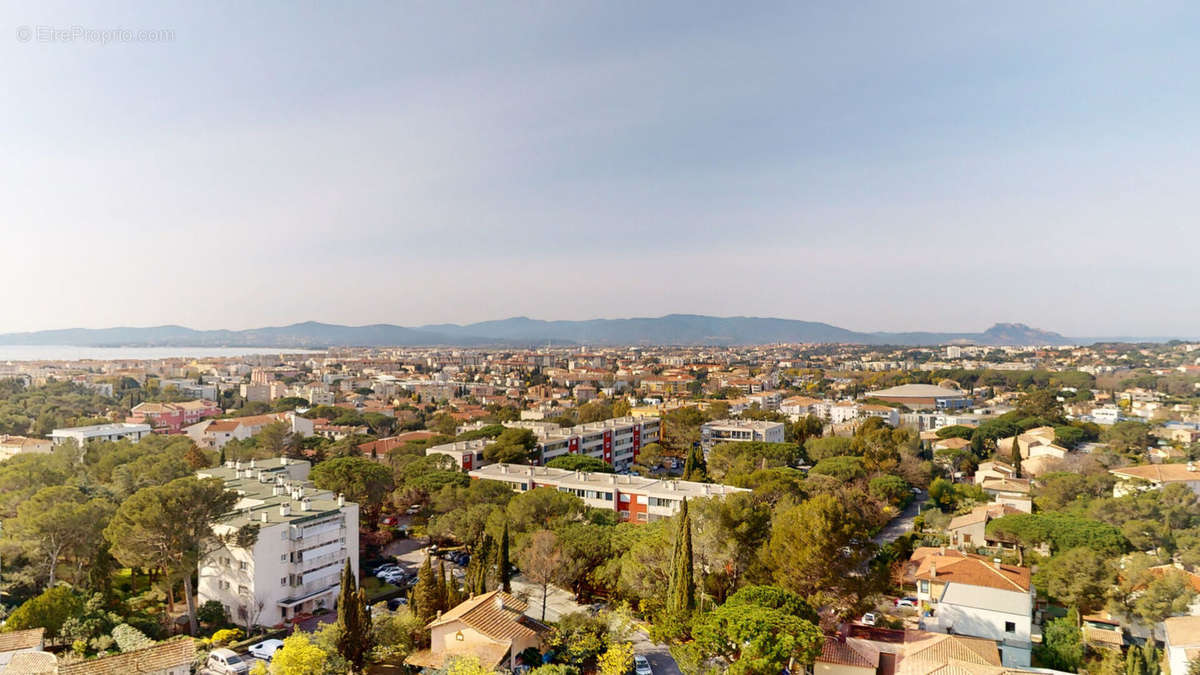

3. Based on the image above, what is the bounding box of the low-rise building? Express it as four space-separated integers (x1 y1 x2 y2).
196 458 359 628
1111 463 1200 497
700 419 785 451
865 384 970 410
128 400 221 434
912 549 1035 667
468 464 748 524
0 435 53 461
49 422 152 446
406 591 549 671
58 636 194 675
186 412 314 450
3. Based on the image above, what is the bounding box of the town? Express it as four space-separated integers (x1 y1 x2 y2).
1 339 1200 675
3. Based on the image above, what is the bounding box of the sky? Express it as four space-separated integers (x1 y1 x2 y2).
2 1 1199 337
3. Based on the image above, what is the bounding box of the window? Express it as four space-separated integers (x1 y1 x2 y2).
239 561 248 570
919 580 929 594
281 554 287 562
281 577 287 586
1005 621 1016 633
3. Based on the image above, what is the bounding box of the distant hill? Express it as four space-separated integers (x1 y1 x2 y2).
0 316 1152 348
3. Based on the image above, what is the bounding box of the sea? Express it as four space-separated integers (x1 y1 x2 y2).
0 345 324 362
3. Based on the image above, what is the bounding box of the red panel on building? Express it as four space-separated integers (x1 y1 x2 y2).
569 437 579 454
603 430 612 463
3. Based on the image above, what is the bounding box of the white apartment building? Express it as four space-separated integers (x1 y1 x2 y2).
160 379 219 401
196 458 359 627
699 419 785 451
49 422 152 446
469 464 748 524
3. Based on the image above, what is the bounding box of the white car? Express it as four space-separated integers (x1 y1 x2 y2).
861 612 878 626
205 648 249 674
248 639 285 661
634 655 653 675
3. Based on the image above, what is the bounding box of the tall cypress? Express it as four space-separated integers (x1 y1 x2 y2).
436 559 450 612
666 498 695 614
1011 438 1023 478
468 535 492 595
683 445 707 481
335 559 370 672
413 554 440 623
499 521 512 593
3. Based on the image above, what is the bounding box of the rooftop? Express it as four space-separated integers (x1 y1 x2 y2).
867 384 966 399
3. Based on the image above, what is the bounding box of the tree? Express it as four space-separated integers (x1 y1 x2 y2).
519 530 565 621
103 476 239 635
682 444 707 481
1037 608 1083 672
1012 439 1023 478
1132 570 1196 638
666 499 695 614
309 456 394 524
1103 421 1154 457
692 602 823 675
445 655 496 675
485 428 538 464
412 555 442 623
2 585 83 642
268 632 329 675
597 642 634 675
6 485 113 587
546 455 614 473
763 491 878 609
809 455 866 481
336 559 371 673
868 475 911 506
499 521 512 593
1038 547 1114 614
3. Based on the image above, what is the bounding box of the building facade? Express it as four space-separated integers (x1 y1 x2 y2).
699 419 785 451
49 423 152 446
196 458 359 627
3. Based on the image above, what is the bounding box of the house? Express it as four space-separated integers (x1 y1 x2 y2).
49 423 152 446
406 591 550 671
864 384 969 410
781 395 822 420
933 437 972 453
1164 615 1200 675
997 427 1069 465
973 460 1015 486
946 504 1024 550
57 637 194 675
0 435 53 461
1110 463 1200 497
814 626 1003 675
195 458 359 627
0 628 44 671
978 478 1033 513
912 551 1035 667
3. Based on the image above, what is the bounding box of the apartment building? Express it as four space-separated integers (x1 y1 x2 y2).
159 379 218 401
127 400 222 434
699 419 785 451
196 458 359 627
49 422 152 446
454 416 661 471
469 464 748 523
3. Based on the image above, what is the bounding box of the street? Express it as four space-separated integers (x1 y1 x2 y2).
873 489 924 546
630 628 683 675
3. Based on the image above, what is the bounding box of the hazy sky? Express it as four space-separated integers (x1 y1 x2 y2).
3 2 1199 336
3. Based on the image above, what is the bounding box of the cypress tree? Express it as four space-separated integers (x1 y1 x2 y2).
1012 438 1023 478
436 559 450 612
683 445 707 482
1127 643 1146 675
335 559 371 672
499 521 512 593
413 554 440 623
666 498 695 614
1143 642 1160 675
444 566 462 607
468 535 492 595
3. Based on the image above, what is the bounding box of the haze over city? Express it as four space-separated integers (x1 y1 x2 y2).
5 1 1200 336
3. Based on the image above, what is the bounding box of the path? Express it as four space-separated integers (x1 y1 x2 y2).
873 489 924 546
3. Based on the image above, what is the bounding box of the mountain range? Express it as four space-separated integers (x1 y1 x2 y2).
0 316 1175 348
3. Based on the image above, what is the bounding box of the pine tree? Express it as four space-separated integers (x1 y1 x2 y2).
499 521 512 593
335 559 371 673
666 498 695 614
413 554 440 623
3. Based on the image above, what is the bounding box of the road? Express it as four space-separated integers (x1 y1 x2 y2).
630 628 683 675
873 490 924 547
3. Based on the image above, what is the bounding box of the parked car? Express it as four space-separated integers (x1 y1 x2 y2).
405 504 422 515
388 597 409 611
860 613 878 626
634 655 653 675
206 648 250 674
248 639 285 661
895 597 918 608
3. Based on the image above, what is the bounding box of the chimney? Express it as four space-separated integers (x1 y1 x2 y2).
260 512 269 523
337 493 345 507
249 458 256 468
301 497 311 511
993 558 1002 569
280 457 288 466
272 486 282 496
235 460 242 470
495 595 505 611
280 503 291 517
930 562 937 578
